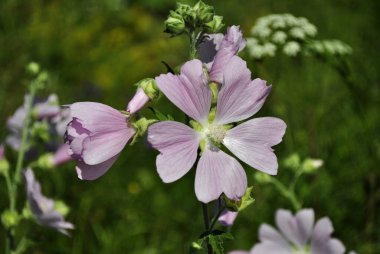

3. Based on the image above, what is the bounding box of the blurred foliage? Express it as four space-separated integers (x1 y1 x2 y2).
0 0 379 253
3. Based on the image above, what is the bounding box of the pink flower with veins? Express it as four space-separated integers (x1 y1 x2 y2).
64 89 149 180
148 56 286 203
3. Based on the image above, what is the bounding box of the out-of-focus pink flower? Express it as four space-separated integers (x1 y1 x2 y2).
199 26 246 84
52 144 72 166
23 168 74 235
218 210 238 227
127 88 150 115
232 209 346 254
65 102 135 180
148 56 286 203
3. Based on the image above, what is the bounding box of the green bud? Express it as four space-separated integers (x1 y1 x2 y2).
283 153 301 170
54 200 70 216
203 15 224 33
138 78 160 100
194 1 215 24
254 172 272 184
164 10 186 36
36 153 54 170
1 210 20 229
26 62 40 75
22 204 33 220
302 158 323 173
0 159 10 175
31 121 50 142
224 186 255 212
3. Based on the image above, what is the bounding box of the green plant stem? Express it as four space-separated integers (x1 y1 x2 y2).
189 30 197 60
11 85 36 211
201 203 213 254
271 178 302 211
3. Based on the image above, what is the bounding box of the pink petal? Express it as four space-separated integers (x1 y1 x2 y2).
70 102 128 134
52 144 72 166
195 148 247 203
250 242 292 254
259 224 290 247
311 217 345 254
155 60 212 124
223 117 286 175
76 154 119 180
295 209 315 245
215 56 271 125
209 26 246 84
275 209 310 246
82 127 135 165
127 88 150 114
148 121 199 183
228 251 250 254
218 210 238 226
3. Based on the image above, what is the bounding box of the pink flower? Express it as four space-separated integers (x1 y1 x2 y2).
65 102 135 180
218 210 238 227
232 209 346 254
23 168 74 235
199 26 246 84
52 144 72 166
148 56 286 203
127 88 150 114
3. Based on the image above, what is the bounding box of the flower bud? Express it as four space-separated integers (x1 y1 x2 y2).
54 200 70 217
164 10 186 36
283 153 301 169
36 153 54 170
302 158 323 173
203 15 224 33
1 210 20 229
26 62 40 75
254 172 272 184
139 78 160 100
194 1 214 24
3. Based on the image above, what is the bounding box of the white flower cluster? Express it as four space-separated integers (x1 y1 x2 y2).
246 13 352 59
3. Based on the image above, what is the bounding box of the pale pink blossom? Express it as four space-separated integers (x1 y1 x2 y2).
148 56 286 203
65 102 135 180
230 209 346 254
199 26 246 83
23 168 74 235
218 210 238 227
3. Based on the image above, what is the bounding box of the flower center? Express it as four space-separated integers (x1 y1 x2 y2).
292 245 310 254
206 125 226 145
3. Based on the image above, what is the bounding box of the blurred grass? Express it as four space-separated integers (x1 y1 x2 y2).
0 0 379 253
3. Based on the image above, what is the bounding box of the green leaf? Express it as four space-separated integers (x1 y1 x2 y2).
149 107 174 121
197 230 234 254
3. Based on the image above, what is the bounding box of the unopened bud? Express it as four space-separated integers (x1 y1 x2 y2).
54 200 70 216
36 153 54 170
194 1 214 24
302 158 323 173
203 15 224 33
164 11 186 36
283 153 301 169
26 62 40 75
1 210 20 229
254 172 272 184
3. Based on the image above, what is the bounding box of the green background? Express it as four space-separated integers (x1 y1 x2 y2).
0 0 379 253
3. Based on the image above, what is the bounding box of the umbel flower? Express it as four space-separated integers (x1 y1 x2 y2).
23 168 74 235
230 209 347 254
148 56 286 203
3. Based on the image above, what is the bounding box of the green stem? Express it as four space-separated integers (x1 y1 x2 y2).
189 30 197 60
201 203 213 254
11 85 36 211
271 178 302 211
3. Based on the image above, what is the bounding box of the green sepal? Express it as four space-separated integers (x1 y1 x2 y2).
224 186 255 212
137 78 160 100
131 118 158 145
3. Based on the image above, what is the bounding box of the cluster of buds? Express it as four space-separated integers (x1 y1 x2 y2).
164 1 223 36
